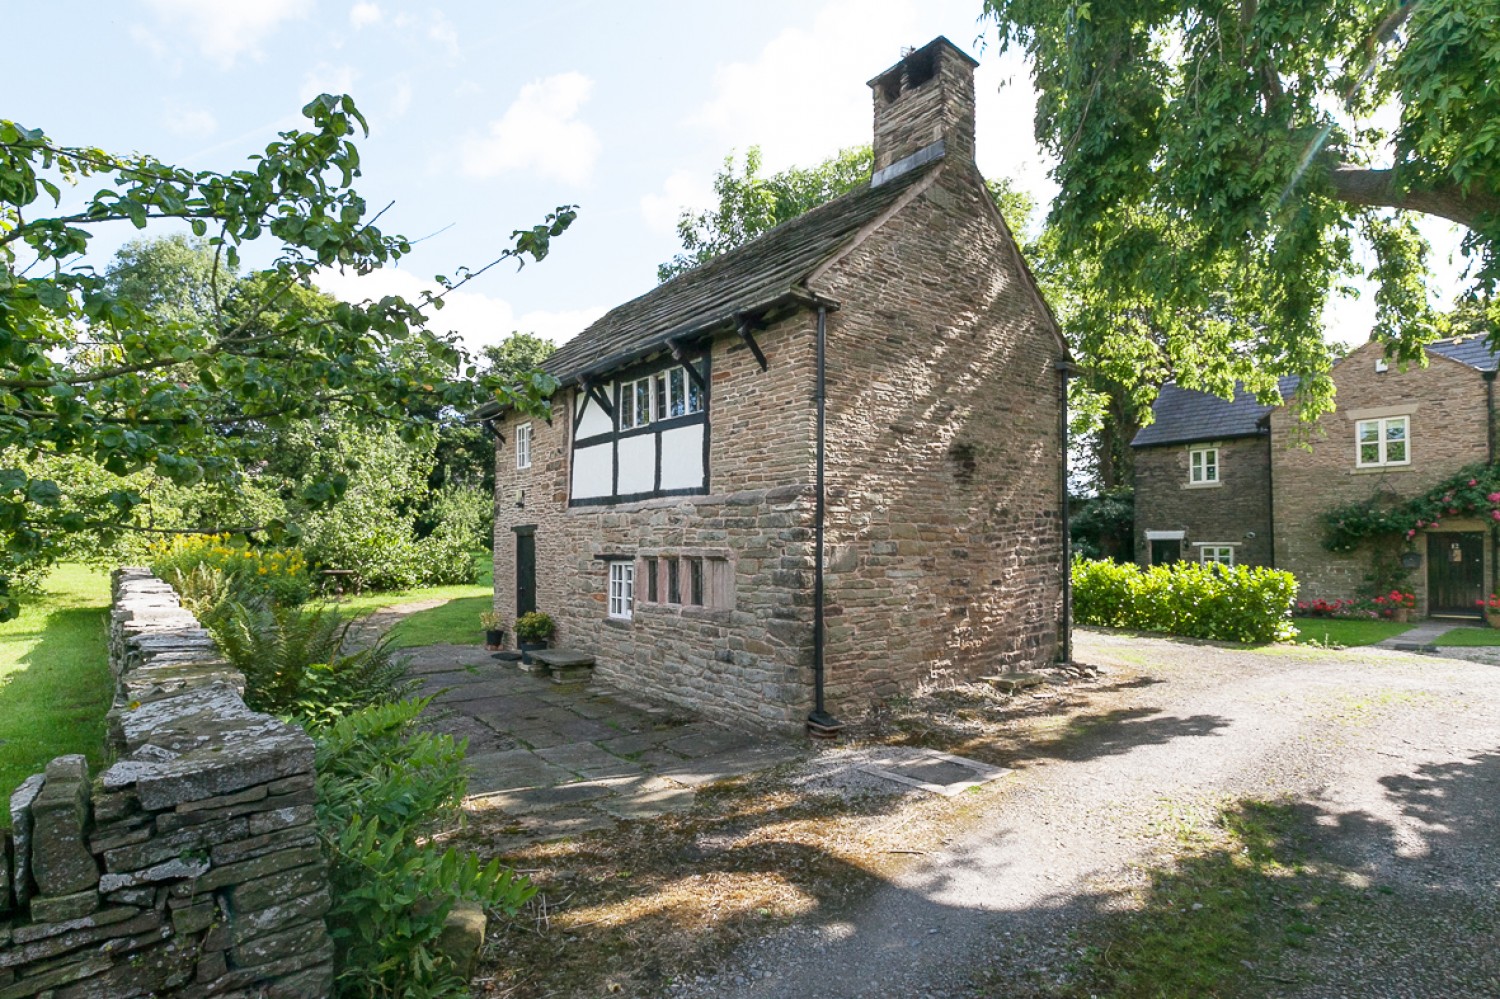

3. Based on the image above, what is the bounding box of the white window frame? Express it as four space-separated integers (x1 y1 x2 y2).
1188 446 1219 485
515 422 532 470
608 561 634 620
1199 545 1235 567
618 367 704 432
1355 415 1410 468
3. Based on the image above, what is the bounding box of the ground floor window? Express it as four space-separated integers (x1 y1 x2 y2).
638 553 732 610
1199 545 1235 566
608 561 634 619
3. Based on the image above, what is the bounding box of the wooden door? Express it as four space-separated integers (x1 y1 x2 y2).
1427 532 1484 617
515 527 537 617
1150 539 1181 566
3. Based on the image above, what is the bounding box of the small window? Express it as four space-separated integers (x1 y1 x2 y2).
689 558 704 606
667 558 680 604
515 423 532 470
608 561 634 620
1356 416 1410 468
617 367 703 431
1189 447 1219 484
645 558 658 602
1200 546 1234 567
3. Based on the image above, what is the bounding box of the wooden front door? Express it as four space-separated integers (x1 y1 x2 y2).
515 527 537 617
1150 539 1181 566
1427 532 1484 617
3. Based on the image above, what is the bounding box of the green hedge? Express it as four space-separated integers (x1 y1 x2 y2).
1073 558 1298 643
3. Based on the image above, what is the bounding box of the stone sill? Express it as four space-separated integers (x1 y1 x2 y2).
1181 481 1223 490
1351 464 1413 475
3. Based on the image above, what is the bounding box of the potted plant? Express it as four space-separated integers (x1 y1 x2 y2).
514 611 556 663
480 611 507 650
1481 594 1500 629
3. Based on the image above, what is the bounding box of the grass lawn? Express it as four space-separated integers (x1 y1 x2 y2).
1431 626 1500 646
315 552 495 648
1290 616 1412 648
0 564 112 821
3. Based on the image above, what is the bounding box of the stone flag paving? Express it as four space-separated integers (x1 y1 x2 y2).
406 645 804 846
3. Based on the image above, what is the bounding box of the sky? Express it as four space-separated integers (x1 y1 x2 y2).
6 0 1473 355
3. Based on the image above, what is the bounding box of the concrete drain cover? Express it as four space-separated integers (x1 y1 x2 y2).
857 750 1011 797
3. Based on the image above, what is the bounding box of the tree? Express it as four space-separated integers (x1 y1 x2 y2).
659 144 1036 281
981 0 1500 422
0 96 575 616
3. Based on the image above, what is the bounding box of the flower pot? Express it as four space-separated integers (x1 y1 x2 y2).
1392 608 1410 624
484 629 506 650
1486 609 1500 630
517 639 548 664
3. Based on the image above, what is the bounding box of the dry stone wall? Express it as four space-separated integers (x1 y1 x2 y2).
0 568 332 998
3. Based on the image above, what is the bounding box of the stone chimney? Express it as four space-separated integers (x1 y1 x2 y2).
868 36 978 182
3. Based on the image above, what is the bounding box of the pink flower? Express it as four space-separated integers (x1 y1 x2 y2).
1416 520 1425 528
1488 492 1500 503
1470 479 1479 486
1491 510 1499 521
1407 529 1417 538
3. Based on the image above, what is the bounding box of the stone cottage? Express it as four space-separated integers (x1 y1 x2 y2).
1134 337 1500 618
478 37 1069 733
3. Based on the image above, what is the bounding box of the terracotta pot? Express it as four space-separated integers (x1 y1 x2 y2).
1485 609 1500 630
1392 608 1410 624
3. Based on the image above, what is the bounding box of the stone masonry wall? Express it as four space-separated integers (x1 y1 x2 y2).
1133 436 1275 567
814 162 1066 704
0 569 331 998
494 317 819 733
1271 340 1492 613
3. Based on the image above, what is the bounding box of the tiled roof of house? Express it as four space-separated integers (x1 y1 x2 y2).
1427 335 1499 371
1131 375 1301 449
539 159 940 386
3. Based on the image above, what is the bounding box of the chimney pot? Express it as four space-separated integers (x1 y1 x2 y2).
868 36 979 175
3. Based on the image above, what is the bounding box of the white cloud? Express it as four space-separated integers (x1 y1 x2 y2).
689 0 1055 211
139 0 306 69
459 73 601 186
349 2 382 29
690 0 926 171
428 11 461 59
314 268 604 352
163 106 218 138
640 170 716 235
302 63 359 99
390 77 413 118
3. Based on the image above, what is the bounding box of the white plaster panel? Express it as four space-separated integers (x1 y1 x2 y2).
659 425 705 490
575 383 615 439
571 443 613 499
617 434 656 495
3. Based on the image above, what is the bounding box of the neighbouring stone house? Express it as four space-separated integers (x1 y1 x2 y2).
475 37 1069 733
1134 337 1500 618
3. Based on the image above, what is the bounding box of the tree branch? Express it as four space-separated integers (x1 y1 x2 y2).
1328 165 1500 228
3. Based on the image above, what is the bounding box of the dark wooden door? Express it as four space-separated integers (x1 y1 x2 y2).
1150 539 1181 566
1427 532 1484 616
515 528 537 617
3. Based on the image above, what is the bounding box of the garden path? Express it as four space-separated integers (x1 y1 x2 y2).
1373 618 1459 650
674 630 1500 998
404 644 803 847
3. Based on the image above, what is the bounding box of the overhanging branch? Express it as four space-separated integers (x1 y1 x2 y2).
1328 166 1500 229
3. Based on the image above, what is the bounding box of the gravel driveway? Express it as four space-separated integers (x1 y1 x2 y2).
671 630 1500 998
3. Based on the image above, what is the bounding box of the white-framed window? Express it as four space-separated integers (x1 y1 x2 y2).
1199 545 1235 566
1356 415 1410 468
515 423 532 470
608 561 634 620
1189 447 1219 484
618 367 704 431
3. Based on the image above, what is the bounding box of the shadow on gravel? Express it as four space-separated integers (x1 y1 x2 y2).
966 750 1500 998
1018 708 1231 766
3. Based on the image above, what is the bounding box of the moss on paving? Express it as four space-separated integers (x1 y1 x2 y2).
0 565 112 820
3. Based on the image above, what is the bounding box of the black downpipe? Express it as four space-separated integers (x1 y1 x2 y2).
1487 370 1497 596
808 307 841 734
1056 360 1076 666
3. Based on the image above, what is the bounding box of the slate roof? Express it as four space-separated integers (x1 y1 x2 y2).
539 159 940 386
1131 375 1301 449
1427 335 1499 371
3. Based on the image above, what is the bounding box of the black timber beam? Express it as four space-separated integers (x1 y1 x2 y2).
581 378 615 419
735 316 769 372
668 338 710 393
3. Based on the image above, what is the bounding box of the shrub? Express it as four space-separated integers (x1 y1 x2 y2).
147 533 310 606
315 699 535 997
209 601 415 721
515 611 555 643
1072 558 1298 643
